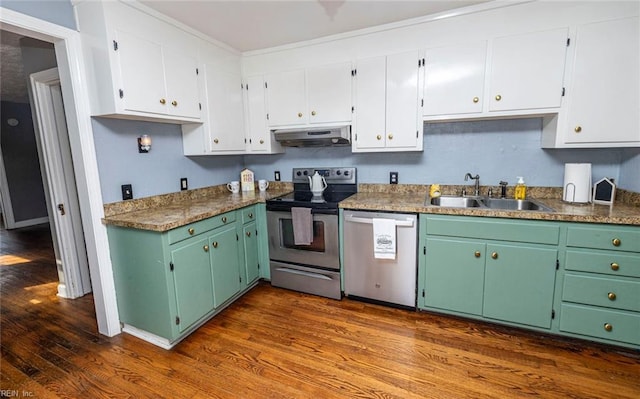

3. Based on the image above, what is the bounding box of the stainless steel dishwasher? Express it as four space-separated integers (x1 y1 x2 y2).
343 210 417 308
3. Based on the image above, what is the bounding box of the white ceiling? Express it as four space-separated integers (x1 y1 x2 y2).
140 0 491 52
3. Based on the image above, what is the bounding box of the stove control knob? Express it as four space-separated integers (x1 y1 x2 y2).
296 171 302 176
344 170 349 176
336 170 341 176
303 170 308 176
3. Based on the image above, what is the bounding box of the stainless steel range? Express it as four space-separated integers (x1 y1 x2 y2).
266 167 357 299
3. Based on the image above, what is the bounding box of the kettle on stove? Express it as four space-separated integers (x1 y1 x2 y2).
308 171 327 196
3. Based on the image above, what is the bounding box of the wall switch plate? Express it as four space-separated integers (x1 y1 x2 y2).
121 184 133 200
390 172 398 184
180 178 188 191
274 171 281 181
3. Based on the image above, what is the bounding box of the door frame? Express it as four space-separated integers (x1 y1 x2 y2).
0 7 121 336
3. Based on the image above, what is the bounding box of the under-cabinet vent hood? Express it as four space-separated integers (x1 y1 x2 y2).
272 125 351 147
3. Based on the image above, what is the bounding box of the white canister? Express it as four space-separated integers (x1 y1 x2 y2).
563 163 592 203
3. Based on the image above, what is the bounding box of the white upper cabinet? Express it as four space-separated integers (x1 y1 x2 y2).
265 62 353 127
75 1 201 123
244 75 283 154
488 28 569 112
423 41 487 117
354 51 424 152
558 17 639 147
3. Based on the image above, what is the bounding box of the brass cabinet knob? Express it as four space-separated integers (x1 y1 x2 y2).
212 241 218 249
213 138 219 144
188 228 195 235
388 134 394 140
495 94 502 101
311 110 316 116
473 97 479 103
376 135 382 140
612 238 621 247
248 213 253 218
246 231 251 237
607 292 617 301
574 126 582 133
222 216 227 223
604 323 613 332
171 100 177 106
259 139 264 144
474 251 481 258
610 262 619 271
491 252 498 259
297 112 303 118
159 98 166 105
203 245 209 252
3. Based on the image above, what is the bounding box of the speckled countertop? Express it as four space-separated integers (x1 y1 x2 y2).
340 184 640 226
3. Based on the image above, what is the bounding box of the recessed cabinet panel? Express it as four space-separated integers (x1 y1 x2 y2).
306 62 353 124
246 75 268 151
206 67 245 152
489 28 568 112
210 225 241 308
386 51 421 149
163 47 201 119
564 17 639 144
266 69 307 126
423 41 487 116
354 56 387 149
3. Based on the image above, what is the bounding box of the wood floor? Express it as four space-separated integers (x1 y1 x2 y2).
1 224 639 398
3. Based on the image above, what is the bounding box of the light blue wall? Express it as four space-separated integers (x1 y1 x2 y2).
619 149 640 192
1 0 76 30
245 118 623 188
92 118 243 203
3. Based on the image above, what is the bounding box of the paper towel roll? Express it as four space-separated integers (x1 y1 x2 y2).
563 163 592 203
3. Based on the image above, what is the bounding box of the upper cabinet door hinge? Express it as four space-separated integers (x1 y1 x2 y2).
119 89 124 99
113 40 118 51
566 37 571 47
561 87 565 97
266 113 270 120
264 82 268 89
169 261 174 271
199 103 202 110
418 58 425 67
351 106 355 113
351 69 357 77
421 98 424 107
196 68 199 75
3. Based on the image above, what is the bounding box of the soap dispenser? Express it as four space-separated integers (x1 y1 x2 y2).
515 176 527 200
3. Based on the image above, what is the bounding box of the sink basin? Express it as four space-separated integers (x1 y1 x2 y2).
480 198 554 212
429 196 483 208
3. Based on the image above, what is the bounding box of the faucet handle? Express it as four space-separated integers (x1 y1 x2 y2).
499 180 508 186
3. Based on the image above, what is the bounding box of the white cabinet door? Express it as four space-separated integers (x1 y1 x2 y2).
307 62 353 124
206 67 245 152
266 69 306 126
163 47 201 119
564 17 639 145
386 51 422 149
354 56 387 150
245 75 282 153
489 28 569 112
423 41 487 116
115 30 166 115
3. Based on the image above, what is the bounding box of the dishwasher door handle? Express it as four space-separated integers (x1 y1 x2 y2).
344 215 414 227
274 267 334 281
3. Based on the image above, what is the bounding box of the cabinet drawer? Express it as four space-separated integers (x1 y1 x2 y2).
563 274 640 312
425 216 559 244
241 206 256 224
560 304 640 346
565 250 640 278
566 226 640 252
168 211 236 245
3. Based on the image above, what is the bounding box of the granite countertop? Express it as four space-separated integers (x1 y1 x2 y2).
340 184 640 226
102 183 292 232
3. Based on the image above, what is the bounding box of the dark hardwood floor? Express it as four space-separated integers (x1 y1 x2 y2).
1 223 639 398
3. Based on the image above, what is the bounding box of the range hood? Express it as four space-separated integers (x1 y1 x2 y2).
272 125 351 147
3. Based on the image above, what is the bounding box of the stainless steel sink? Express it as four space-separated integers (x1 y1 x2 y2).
480 198 555 212
429 196 483 208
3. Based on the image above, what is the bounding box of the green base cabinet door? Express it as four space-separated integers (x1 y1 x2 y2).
424 237 485 315
210 225 241 308
242 221 260 286
170 238 215 332
483 243 558 329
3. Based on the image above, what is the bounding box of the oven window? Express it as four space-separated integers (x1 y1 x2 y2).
280 219 326 252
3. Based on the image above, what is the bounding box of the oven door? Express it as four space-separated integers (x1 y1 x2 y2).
267 210 339 270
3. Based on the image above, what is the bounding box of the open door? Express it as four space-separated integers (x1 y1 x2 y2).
29 67 91 298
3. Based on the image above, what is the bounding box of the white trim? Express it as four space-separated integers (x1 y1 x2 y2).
10 217 50 229
122 324 174 350
0 7 121 337
0 149 17 229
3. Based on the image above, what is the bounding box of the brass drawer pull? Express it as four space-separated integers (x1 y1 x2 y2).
203 245 209 252
297 112 303 118
607 292 616 301
214 138 219 144
311 110 316 116
159 98 166 105
212 242 218 249
495 94 502 101
222 216 227 223
376 135 382 140
491 252 498 260
604 323 613 332
472 96 479 103
248 213 253 218
610 262 619 271
246 231 251 237
612 238 621 247
474 251 481 258
388 134 394 140
171 100 178 107
574 126 582 133
188 228 195 235
259 139 264 144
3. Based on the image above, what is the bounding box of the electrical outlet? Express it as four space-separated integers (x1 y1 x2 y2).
274 171 281 181
180 178 188 191
121 184 133 200
390 172 398 184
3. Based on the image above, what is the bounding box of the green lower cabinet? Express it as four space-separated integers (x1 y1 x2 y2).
170 238 215 333
424 237 485 315
242 221 260 286
210 224 242 308
483 243 557 329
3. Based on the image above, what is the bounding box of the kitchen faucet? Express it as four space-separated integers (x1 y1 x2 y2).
464 173 480 196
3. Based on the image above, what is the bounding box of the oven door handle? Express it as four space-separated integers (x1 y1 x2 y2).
274 267 334 281
344 215 414 227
